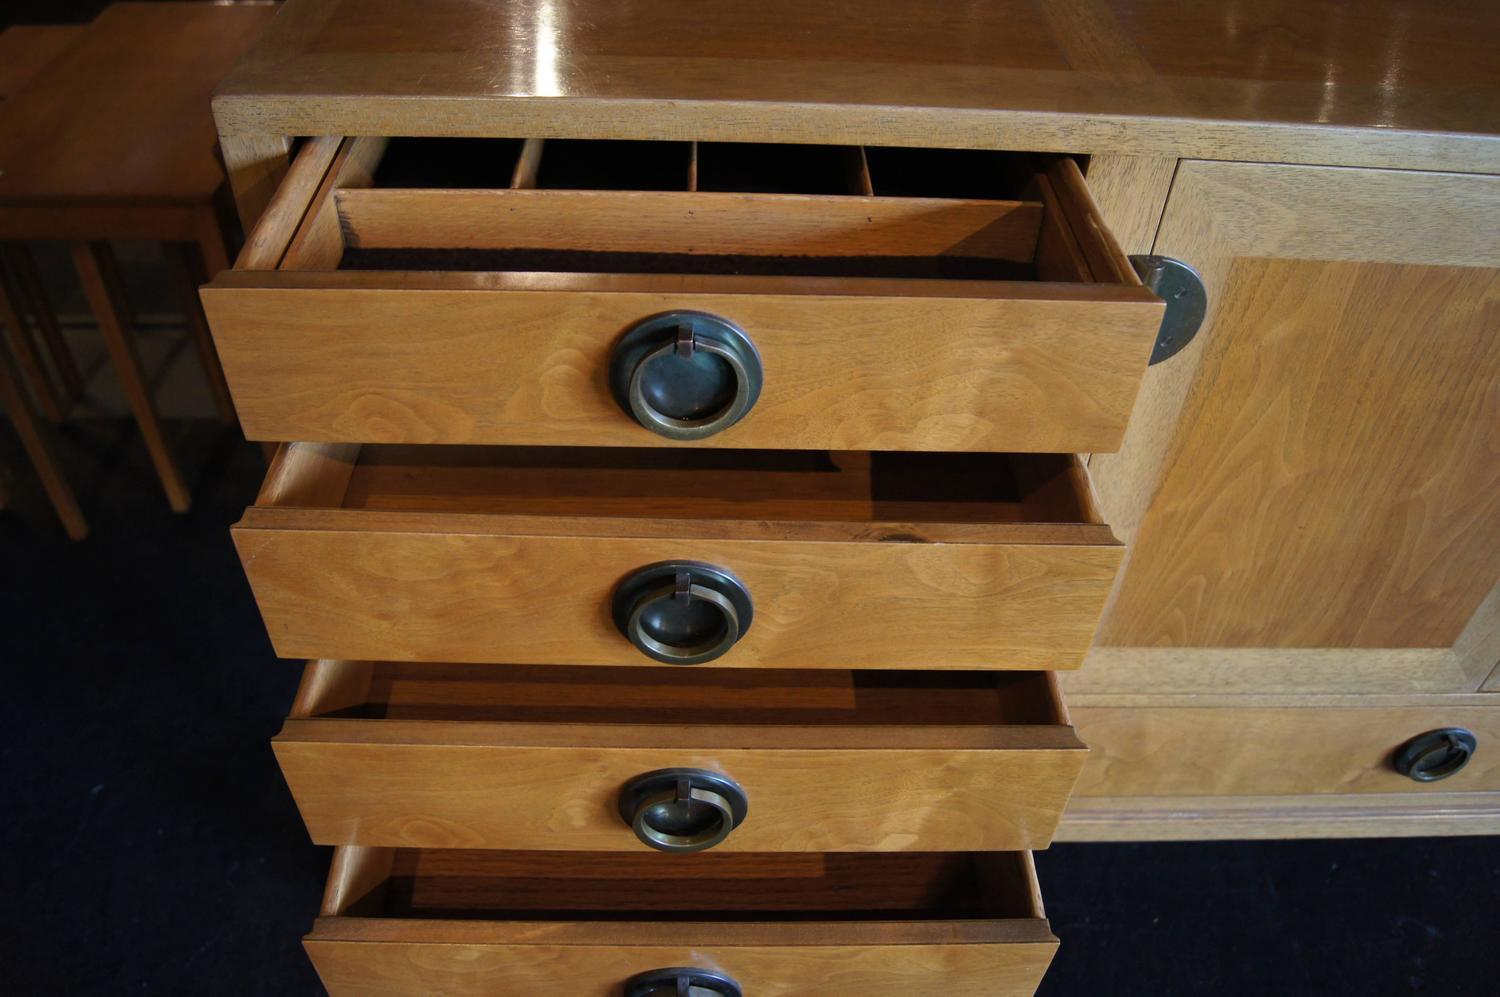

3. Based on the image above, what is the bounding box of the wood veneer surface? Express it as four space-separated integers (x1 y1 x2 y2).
214 0 1500 172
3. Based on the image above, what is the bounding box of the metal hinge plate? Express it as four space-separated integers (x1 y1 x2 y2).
1131 254 1207 365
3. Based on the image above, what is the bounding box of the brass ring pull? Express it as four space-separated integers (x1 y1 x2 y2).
619 769 749 853
1395 727 1477 782
624 967 743 997
611 311 763 441
626 580 740 665
612 561 754 665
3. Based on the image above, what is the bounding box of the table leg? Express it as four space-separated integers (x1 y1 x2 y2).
168 241 236 424
4 244 84 401
71 240 191 513
0 246 66 421
0 336 87 539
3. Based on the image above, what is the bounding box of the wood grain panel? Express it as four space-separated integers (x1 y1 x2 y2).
1092 163 1500 548
202 274 1161 452
1085 164 1500 697
1102 258 1500 648
1066 647 1475 696
336 187 1045 261
278 660 1086 852
275 729 1085 852
1082 154 1176 255
1069 702 1500 797
234 515 1122 668
1058 791 1500 841
305 932 1055 997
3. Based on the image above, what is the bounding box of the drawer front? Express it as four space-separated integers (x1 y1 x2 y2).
204 277 1160 453
277 736 1086 852
235 525 1121 669
307 848 1057 997
305 931 1054 997
203 136 1162 454
1069 704 1500 797
278 661 1087 853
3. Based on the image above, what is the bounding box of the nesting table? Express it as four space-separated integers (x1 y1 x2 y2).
0 2 276 536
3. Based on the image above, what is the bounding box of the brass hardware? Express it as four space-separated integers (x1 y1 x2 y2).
619 768 749 853
611 311 763 440
612 560 754 665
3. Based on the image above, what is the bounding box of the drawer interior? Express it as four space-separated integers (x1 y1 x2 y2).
327 848 1044 922
292 659 1070 727
265 136 1129 287
369 137 1032 200
259 444 1110 533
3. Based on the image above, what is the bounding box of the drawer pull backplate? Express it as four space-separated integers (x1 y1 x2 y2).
619 768 750 853
612 560 754 665
1395 727 1477 782
611 311 763 440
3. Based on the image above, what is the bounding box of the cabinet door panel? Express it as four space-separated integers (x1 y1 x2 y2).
1085 163 1500 693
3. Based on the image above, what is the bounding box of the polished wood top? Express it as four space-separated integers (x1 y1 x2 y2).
0 25 85 101
0 3 276 205
215 0 1500 171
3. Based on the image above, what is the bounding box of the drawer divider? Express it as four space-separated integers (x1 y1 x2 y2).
844 146 875 195
1047 158 1139 285
510 138 544 189
233 135 343 271
283 137 389 270
321 845 395 915
256 442 362 508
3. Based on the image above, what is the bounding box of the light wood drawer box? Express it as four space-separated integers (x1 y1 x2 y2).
277 659 1086 853
236 442 1122 669
307 846 1057 996
201 136 1163 454
1070 702 1500 798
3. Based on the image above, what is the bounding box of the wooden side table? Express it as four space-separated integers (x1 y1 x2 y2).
0 23 87 537
0 2 276 528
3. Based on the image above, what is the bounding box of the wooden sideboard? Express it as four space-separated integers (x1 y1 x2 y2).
205 0 1499 991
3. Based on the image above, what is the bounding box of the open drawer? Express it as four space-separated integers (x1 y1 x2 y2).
202 136 1163 453
306 846 1058 996
236 442 1123 669
277 659 1086 853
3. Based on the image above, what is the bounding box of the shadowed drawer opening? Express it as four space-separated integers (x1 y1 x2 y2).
286 136 1104 282
279 445 1104 527
211 137 1159 455
295 661 1069 726
333 849 1043 922
369 137 1034 198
